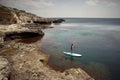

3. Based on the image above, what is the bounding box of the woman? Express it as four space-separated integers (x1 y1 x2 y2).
71 44 74 53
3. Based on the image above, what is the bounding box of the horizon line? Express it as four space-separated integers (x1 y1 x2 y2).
45 17 120 19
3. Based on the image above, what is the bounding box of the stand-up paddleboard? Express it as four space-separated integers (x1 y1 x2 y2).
63 52 82 57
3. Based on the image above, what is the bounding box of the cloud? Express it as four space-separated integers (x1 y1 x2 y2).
30 0 55 7
0 0 55 8
101 1 117 6
0 0 120 18
86 0 98 6
85 0 117 6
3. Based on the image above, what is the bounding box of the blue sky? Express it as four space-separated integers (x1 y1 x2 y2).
0 0 120 18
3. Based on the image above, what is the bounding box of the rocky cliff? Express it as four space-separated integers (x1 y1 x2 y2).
0 4 52 25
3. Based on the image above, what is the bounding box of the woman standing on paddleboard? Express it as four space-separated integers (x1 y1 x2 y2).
71 44 74 54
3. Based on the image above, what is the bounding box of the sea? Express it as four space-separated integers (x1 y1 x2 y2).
37 18 120 80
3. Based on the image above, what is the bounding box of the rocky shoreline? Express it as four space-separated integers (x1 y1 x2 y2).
0 4 94 80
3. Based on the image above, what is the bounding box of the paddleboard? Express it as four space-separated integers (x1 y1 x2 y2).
63 52 82 57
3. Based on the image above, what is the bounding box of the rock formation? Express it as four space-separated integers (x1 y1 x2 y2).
4 28 44 41
0 24 44 42
0 5 17 24
53 18 65 23
0 4 52 25
0 56 10 80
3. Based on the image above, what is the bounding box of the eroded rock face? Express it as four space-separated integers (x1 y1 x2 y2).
0 5 17 24
4 30 44 41
0 24 44 41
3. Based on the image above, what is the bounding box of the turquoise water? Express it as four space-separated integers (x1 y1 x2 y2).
38 18 120 80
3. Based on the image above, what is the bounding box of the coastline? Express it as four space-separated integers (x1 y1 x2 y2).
0 4 94 80
0 24 94 80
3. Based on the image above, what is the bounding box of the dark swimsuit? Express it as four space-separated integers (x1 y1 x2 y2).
71 44 73 52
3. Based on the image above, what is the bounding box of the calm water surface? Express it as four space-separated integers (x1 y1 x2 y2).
37 18 120 80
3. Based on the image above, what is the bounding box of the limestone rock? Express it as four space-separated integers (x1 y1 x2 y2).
0 24 44 41
4 29 44 41
64 68 95 80
0 56 10 80
0 4 52 25
0 5 17 25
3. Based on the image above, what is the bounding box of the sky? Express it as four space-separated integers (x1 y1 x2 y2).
0 0 120 18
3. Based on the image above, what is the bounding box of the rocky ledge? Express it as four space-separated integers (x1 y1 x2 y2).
0 24 44 42
0 4 94 80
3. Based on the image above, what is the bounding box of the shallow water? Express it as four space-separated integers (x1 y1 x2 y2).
38 18 120 80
